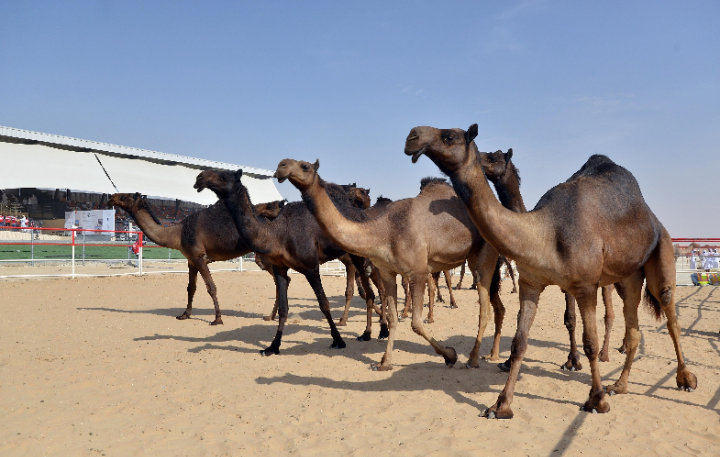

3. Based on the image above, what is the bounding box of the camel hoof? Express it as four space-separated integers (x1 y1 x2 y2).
498 360 511 372
176 314 190 320
372 364 393 372
378 323 389 340
331 340 347 349
262 316 275 321
260 347 279 357
337 320 348 326
356 332 371 342
424 318 434 324
608 390 615 396
210 319 223 326
443 347 458 367
598 351 610 362
487 411 496 419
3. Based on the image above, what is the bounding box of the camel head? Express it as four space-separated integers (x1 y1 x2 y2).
479 148 515 184
348 186 371 209
254 199 286 220
274 159 320 191
107 192 142 211
194 169 243 199
405 124 479 175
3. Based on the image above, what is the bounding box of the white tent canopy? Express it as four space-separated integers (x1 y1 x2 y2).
0 126 282 205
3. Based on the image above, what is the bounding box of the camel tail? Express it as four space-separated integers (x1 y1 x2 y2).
642 284 664 321
490 259 502 297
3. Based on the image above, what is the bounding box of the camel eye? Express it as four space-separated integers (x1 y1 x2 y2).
301 164 309 171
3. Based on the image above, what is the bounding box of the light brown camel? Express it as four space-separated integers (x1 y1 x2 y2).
108 192 256 325
406 123 697 418
275 159 510 370
196 169 384 354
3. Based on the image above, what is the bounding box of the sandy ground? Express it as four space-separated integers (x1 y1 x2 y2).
1 271 720 456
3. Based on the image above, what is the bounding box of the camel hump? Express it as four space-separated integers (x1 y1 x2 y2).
567 155 626 182
420 176 449 191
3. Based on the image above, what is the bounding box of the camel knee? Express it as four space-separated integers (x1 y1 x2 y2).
660 287 673 308
410 318 425 336
582 337 597 359
564 311 576 330
510 337 527 359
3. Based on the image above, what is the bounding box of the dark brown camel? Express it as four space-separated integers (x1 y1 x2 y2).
196 169 383 356
258 191 379 325
406 123 697 418
276 159 512 370
107 192 258 325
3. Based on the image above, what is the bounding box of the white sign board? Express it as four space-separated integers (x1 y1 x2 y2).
64 209 116 232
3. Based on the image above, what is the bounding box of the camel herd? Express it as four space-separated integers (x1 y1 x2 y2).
109 123 697 419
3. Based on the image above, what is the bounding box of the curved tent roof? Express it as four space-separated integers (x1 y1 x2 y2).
0 125 282 205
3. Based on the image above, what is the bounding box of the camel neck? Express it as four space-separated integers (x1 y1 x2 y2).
490 166 527 213
127 205 182 251
449 158 534 262
300 178 379 258
222 187 274 254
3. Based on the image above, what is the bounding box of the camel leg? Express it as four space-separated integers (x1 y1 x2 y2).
305 268 346 350
433 272 445 303
350 255 381 341
369 266 389 339
409 273 457 366
598 285 615 362
561 293 583 371
337 262 357 326
488 264 506 362
177 263 198 320
467 247 500 367
194 260 223 325
400 276 411 319
576 289 611 414
263 268 280 321
454 263 466 290
355 270 367 301
262 267 290 356
505 258 518 293
444 270 458 309
374 271 398 371
484 280 543 419
602 272 642 395
425 272 436 324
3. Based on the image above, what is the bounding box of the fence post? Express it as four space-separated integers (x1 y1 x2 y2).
82 230 86 266
71 229 75 279
138 232 143 276
31 229 34 267
239 256 243 272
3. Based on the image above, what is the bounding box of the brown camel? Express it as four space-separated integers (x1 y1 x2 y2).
275 159 513 371
107 192 261 325
480 149 618 371
406 123 697 418
196 169 383 355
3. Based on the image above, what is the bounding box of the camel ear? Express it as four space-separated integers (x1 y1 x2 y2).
279 200 286 208
313 160 320 171
235 169 243 181
506 148 513 161
465 124 478 144
133 192 141 199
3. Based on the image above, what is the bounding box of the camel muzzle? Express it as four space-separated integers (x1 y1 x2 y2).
405 145 427 164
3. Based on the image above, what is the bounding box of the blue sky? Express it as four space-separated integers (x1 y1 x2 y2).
1 1 718 236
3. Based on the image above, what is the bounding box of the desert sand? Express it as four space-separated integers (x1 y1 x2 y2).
1 271 719 456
